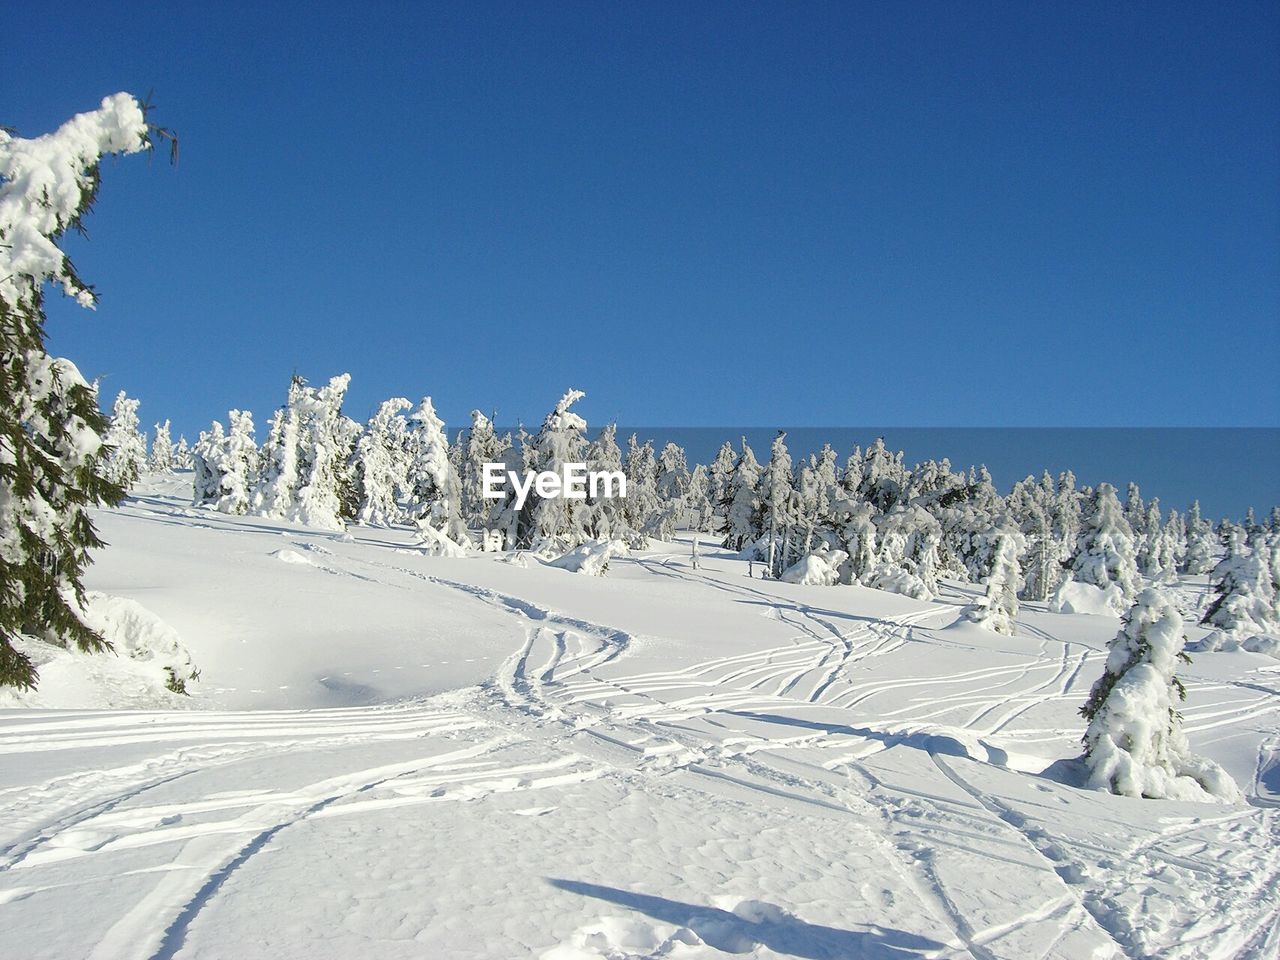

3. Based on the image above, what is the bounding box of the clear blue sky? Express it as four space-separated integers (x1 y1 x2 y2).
8 1 1279 439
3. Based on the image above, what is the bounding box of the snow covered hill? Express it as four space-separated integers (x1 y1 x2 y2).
1 482 1278 959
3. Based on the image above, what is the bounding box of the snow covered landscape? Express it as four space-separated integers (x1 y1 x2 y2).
5 7 1280 956
2 465 1279 959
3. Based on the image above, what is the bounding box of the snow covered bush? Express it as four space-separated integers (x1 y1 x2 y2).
73 592 200 694
780 546 848 586
1080 587 1239 801
548 539 627 576
0 93 162 689
1050 578 1126 617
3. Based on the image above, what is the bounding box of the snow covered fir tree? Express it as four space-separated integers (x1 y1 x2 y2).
0 94 168 689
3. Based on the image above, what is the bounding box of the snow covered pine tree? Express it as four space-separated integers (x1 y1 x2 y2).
0 94 169 688
1080 588 1239 801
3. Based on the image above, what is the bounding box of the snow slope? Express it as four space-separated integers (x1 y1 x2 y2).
1 480 1278 959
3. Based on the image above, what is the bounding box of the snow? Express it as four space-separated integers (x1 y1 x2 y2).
1 476 1278 958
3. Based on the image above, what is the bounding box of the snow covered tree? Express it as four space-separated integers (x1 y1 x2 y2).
405 397 466 543
511 390 591 550
1021 505 1061 603
1072 482 1140 605
709 441 736 534
760 432 796 574
584 423 628 542
721 439 762 552
831 498 877 584
1199 536 1278 642
1081 588 1239 801
686 463 714 533
1182 500 1216 575
0 94 161 688
191 421 225 506
252 374 356 531
460 410 508 527
623 435 660 541
215 410 258 515
173 435 191 470
352 398 411 526
101 390 147 488
653 442 691 540
1052 470 1082 564
964 529 1025 634
149 419 174 473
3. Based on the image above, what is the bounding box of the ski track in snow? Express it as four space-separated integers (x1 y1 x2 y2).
2 495 1278 959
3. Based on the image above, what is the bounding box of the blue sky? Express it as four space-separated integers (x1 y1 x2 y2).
8 2 1279 439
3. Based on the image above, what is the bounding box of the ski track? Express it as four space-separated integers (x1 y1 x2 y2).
5 530 1277 958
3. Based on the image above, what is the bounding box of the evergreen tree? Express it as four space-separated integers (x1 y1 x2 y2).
0 94 160 688
653 442 691 540
1081 588 1238 800
191 421 225 506
722 439 762 551
709 441 737 536
1021 504 1061 602
831 499 877 584
216 410 258 515
686 464 714 533
585 423 628 541
623 435 660 541
964 529 1024 634
1182 500 1216 575
461 410 508 527
517 389 591 549
1072 482 1140 605
1052 470 1082 565
760 432 796 574
149 420 175 473
1200 535 1278 641
353 398 411 526
406 396 466 543
173 435 191 470
101 390 147 488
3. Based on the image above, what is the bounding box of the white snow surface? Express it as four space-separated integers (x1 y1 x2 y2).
1 475 1278 959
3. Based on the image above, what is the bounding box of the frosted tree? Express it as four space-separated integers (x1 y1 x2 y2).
1199 536 1277 642
653 442 691 540
191 421 225 506
964 529 1025 634
721 439 762 552
623 436 660 541
461 410 508 527
1182 501 1216 575
1021 505 1061 602
1125 483 1147 542
215 410 258 515
686 463 714 533
252 399 300 520
811 444 842 524
709 441 737 534
291 374 356 531
585 423 628 542
149 420 174 473
857 438 906 513
352 398 411 526
1052 470 1082 564
0 94 166 688
173 435 191 470
101 390 147 488
1081 588 1239 801
760 432 796 574
831 499 877 584
405 397 466 543
1136 498 1163 576
252 374 356 531
1072 482 1139 605
517 389 591 550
